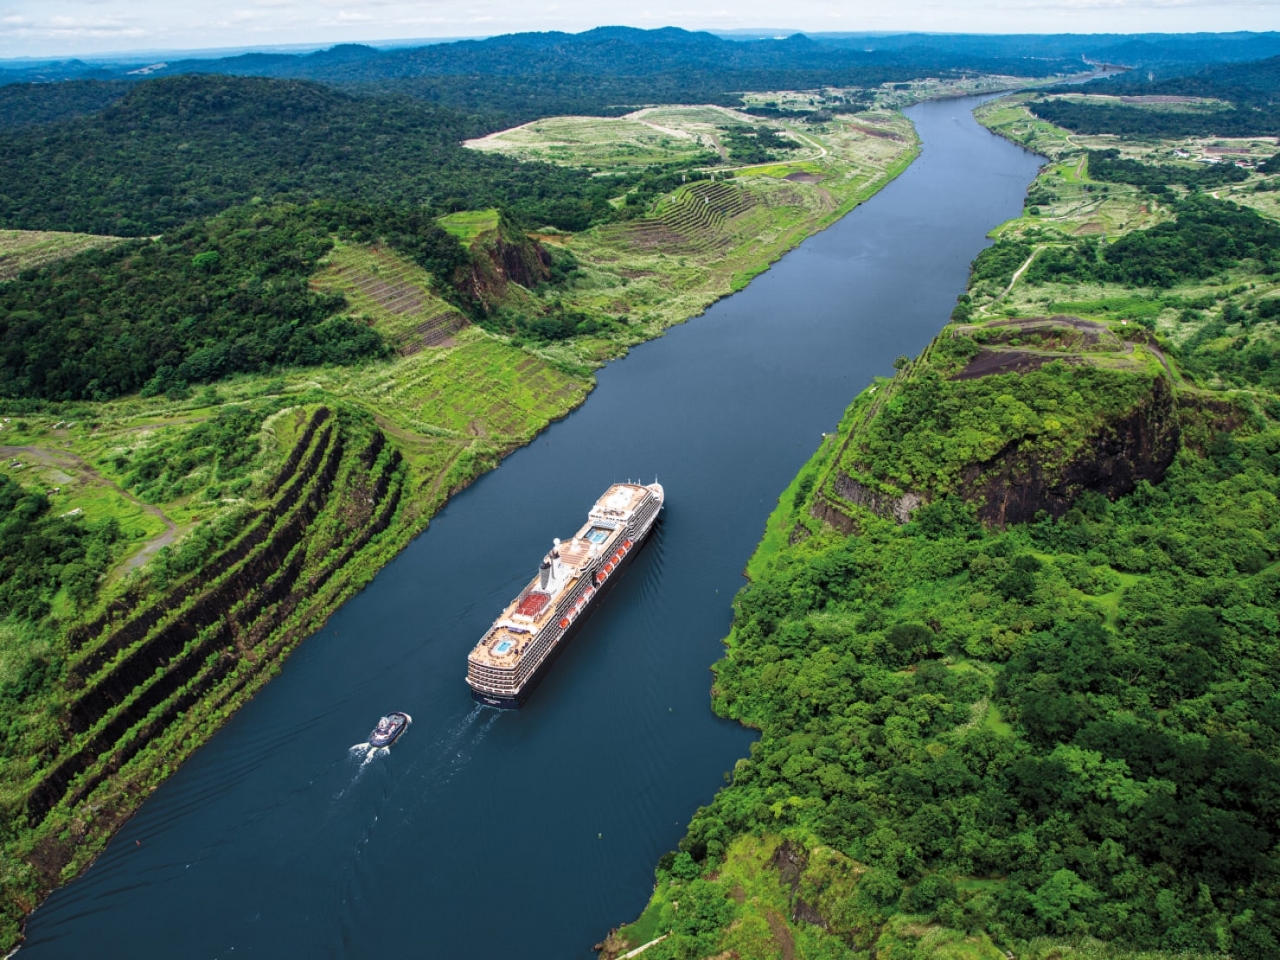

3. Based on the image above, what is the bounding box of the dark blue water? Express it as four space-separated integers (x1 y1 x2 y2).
21 97 1042 959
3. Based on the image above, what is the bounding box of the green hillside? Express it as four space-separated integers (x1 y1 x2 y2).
602 96 1280 960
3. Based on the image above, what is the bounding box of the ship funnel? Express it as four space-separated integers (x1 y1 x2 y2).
539 557 552 590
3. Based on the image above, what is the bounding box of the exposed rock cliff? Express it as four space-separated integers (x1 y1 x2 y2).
816 374 1182 530
458 217 551 310
963 374 1180 526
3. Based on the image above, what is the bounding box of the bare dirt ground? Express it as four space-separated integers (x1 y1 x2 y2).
952 349 1066 380
784 172 826 184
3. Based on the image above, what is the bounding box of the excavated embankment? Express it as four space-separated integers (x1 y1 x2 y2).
965 375 1180 526
21 404 408 889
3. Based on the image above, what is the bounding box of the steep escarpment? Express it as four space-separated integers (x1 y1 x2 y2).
460 216 552 310
811 321 1183 531
962 373 1180 525
9 403 408 921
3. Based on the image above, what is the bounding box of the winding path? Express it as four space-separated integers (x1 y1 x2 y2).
0 444 180 569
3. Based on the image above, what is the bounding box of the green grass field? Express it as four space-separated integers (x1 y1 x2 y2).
437 208 500 243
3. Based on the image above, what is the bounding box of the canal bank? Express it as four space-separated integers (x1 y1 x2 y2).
22 95 1043 959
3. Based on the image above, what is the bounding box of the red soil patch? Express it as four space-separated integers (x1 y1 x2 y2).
845 122 904 141
953 349 1064 380
784 172 826 184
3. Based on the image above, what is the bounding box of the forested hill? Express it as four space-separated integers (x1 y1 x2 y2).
0 28 1079 122
0 75 618 236
1031 55 1280 137
0 80 129 129
152 27 1073 83
9 29 1280 127
1085 52 1280 101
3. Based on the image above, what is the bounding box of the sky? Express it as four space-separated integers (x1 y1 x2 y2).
2 0 1279 60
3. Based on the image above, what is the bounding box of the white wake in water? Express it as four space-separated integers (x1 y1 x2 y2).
333 743 390 799
397 704 501 792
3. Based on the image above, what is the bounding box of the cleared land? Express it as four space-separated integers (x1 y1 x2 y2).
740 73 1049 113
310 242 467 353
436 208 501 243
974 95 1280 393
465 112 718 170
488 106 918 370
0 230 126 281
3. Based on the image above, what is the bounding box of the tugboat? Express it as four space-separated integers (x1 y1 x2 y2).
368 711 411 747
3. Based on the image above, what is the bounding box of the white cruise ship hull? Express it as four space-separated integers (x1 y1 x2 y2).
466 482 664 709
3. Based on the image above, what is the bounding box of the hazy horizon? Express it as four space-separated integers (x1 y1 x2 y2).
4 2 1280 61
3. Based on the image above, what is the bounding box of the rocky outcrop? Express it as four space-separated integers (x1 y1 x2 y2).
829 471 924 523
962 375 1180 526
813 375 1181 531
459 220 551 310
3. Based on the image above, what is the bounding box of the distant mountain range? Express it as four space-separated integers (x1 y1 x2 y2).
6 28 1280 89
4 27 1280 140
0 26 1088 130
0 27 1082 86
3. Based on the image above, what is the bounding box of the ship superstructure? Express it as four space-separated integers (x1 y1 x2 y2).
466 482 664 707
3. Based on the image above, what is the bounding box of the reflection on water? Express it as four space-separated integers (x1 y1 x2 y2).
22 96 1043 960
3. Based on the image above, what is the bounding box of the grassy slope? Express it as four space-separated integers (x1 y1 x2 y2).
0 97 924 950
0 229 125 282
601 99 1280 960
309 241 467 350
509 108 919 370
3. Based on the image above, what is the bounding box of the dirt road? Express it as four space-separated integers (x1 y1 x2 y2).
1 444 180 569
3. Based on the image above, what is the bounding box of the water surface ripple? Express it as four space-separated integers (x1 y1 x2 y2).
23 96 1043 959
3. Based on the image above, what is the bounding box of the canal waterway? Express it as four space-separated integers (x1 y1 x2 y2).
22 95 1043 958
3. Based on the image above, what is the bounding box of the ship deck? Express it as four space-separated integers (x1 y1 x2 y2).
468 484 656 673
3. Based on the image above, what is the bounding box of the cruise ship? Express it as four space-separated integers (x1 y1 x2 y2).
466 482 664 708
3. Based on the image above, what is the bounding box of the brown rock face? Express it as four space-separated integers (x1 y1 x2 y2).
814 375 1181 531
963 375 1180 526
460 226 551 309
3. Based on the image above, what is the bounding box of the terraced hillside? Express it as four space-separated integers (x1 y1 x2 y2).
0 324 592 943
310 242 467 353
529 108 917 367
8 405 407 905
606 180 759 253
0 229 125 282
